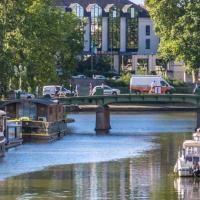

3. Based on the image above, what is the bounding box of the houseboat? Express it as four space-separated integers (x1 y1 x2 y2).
3 99 67 142
174 129 200 177
0 110 6 157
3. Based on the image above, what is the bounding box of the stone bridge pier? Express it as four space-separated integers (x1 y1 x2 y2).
95 105 111 133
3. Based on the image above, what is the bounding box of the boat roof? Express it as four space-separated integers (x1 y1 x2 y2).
183 140 200 148
2 99 62 107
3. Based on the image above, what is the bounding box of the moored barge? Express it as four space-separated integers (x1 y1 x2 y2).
3 99 68 142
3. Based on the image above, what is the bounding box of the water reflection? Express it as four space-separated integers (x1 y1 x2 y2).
0 144 180 200
0 158 161 200
174 178 200 200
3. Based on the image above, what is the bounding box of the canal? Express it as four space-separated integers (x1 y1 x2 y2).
0 112 199 200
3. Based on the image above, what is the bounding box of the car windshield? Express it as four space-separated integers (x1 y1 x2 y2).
104 86 111 90
160 81 168 86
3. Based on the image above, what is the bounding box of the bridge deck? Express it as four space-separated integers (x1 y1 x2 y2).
59 94 200 107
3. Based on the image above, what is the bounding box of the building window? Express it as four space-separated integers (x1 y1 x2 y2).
146 39 150 49
70 3 84 19
108 6 120 51
146 25 150 36
90 4 102 51
127 7 138 50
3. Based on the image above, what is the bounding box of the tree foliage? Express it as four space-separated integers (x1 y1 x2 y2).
145 0 200 81
0 0 83 92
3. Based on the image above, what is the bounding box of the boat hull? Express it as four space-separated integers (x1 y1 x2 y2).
5 138 23 149
22 120 67 142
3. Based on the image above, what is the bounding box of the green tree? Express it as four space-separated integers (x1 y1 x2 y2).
0 0 83 92
145 0 200 82
0 1 26 91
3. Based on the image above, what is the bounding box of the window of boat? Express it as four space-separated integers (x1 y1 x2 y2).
186 156 192 162
18 102 37 120
193 157 199 162
7 127 16 140
188 147 193 154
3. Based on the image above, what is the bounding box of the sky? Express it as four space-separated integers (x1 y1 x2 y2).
132 0 144 5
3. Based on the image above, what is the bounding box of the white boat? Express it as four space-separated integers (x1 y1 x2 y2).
174 129 200 177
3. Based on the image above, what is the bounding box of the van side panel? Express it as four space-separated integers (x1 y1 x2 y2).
130 85 151 93
130 76 172 94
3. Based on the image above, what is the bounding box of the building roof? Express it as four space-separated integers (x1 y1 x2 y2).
2 99 62 107
53 0 149 17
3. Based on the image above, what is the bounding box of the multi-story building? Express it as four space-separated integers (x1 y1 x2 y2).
55 0 160 73
55 0 188 81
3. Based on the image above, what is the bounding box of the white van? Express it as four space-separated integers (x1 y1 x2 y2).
130 75 174 94
43 85 73 97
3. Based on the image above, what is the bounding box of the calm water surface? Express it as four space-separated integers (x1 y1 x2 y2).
0 112 199 200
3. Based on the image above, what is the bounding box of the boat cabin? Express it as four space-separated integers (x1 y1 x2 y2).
3 99 64 122
3 99 66 142
0 110 6 156
182 140 200 163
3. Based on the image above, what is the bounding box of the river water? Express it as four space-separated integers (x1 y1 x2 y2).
0 112 199 200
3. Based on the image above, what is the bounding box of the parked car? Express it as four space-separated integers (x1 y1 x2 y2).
92 85 120 95
93 75 106 80
72 74 87 79
43 85 73 97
